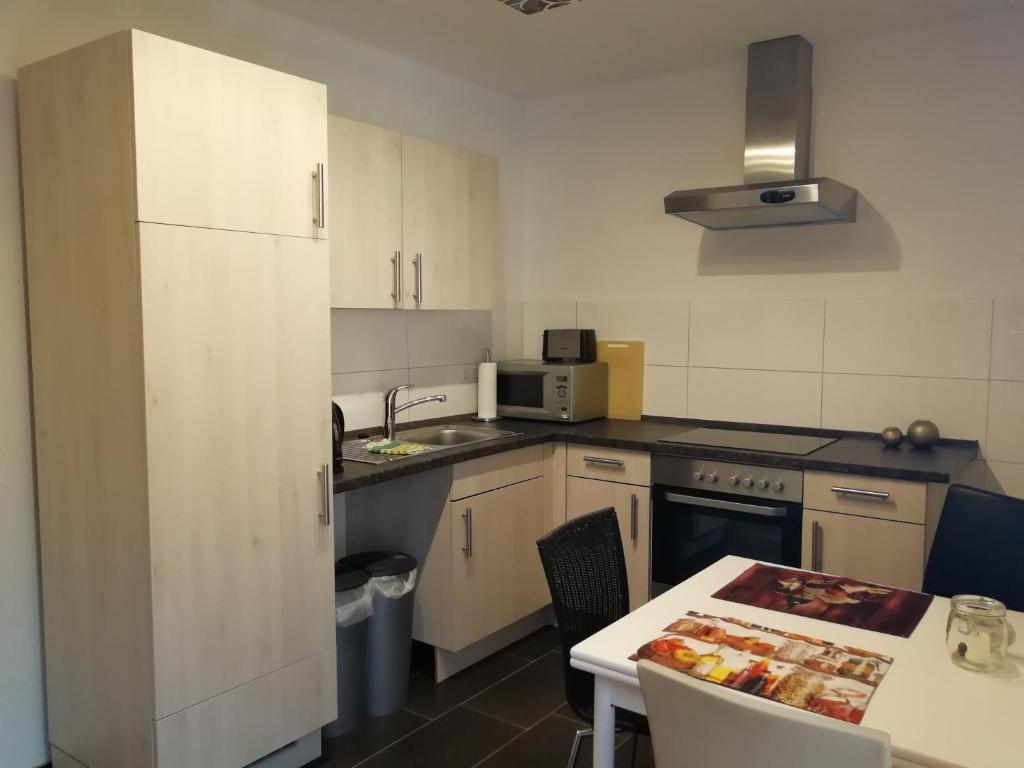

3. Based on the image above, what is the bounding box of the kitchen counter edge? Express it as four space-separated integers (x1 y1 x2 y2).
333 417 978 494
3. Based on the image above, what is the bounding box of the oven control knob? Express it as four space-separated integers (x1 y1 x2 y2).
692 471 704 482
741 476 753 488
707 472 718 483
728 475 739 486
757 478 769 490
772 480 785 492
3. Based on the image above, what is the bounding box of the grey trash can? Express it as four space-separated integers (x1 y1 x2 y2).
341 551 418 717
324 562 373 737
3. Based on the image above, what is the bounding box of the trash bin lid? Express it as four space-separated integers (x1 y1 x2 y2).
341 550 418 577
334 561 371 592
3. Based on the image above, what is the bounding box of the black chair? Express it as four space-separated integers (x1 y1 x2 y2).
537 508 649 768
924 484 1024 611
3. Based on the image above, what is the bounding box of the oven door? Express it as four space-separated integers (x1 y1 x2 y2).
650 485 802 597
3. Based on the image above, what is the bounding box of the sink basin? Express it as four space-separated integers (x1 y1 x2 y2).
397 424 519 448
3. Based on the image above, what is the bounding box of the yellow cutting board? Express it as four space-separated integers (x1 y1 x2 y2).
597 340 645 420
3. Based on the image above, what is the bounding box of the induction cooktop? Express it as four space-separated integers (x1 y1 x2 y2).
659 427 837 456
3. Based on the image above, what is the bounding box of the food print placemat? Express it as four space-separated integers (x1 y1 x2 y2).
632 612 893 724
712 562 933 638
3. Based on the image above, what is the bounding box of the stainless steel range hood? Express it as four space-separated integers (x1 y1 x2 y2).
664 35 858 230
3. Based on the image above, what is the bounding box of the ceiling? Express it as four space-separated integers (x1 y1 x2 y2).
254 0 1024 98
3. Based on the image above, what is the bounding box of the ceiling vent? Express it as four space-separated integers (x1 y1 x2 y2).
500 0 579 15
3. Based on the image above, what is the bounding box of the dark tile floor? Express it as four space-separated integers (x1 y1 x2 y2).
311 626 654 768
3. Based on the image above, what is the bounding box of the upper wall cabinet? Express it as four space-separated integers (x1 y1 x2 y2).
328 117 498 310
132 30 328 239
328 116 403 308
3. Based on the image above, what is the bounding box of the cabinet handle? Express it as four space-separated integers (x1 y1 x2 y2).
312 162 326 229
830 486 890 501
412 253 423 304
462 508 473 557
318 463 331 526
391 251 401 302
811 520 823 571
583 456 624 468
630 493 638 542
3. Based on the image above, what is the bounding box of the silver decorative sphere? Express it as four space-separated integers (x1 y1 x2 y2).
907 419 940 449
881 426 904 448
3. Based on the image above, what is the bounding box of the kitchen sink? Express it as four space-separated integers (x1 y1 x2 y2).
397 424 519 447
342 424 520 465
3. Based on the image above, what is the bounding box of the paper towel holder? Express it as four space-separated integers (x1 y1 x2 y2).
471 348 501 423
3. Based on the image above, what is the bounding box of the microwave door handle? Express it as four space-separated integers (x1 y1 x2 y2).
663 492 788 518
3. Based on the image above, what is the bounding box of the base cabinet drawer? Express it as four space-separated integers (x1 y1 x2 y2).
804 471 926 524
566 476 650 610
802 509 924 591
566 445 651 486
154 648 336 768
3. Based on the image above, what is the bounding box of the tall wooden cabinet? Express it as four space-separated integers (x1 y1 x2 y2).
328 116 498 310
20 30 335 768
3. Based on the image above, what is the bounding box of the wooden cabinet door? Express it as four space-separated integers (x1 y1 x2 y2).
131 30 328 239
802 509 924 591
450 478 549 650
402 134 467 310
328 117 403 308
139 224 334 719
566 477 650 611
400 134 497 310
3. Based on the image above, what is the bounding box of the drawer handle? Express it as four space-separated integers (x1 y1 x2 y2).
831 486 890 501
583 456 625 468
811 520 823 571
630 493 638 542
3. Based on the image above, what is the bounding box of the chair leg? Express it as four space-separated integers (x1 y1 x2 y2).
567 728 593 768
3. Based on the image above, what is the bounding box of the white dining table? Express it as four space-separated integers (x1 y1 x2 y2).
570 556 1023 768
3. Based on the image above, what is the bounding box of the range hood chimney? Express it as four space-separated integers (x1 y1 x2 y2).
664 35 857 230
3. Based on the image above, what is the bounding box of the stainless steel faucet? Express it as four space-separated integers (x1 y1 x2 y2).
382 385 447 441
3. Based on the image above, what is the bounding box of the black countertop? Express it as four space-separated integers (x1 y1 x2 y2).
334 416 978 494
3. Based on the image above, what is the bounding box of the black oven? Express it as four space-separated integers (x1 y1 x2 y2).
650 455 803 597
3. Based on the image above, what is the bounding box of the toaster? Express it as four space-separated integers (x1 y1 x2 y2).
542 328 597 363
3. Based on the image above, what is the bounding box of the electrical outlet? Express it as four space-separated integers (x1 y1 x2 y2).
461 365 479 383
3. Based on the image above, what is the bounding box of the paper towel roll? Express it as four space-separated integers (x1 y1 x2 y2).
477 362 497 419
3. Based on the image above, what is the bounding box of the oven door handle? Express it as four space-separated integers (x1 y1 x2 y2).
663 491 788 518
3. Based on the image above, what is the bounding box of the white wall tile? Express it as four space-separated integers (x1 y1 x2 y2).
987 461 1024 500
407 310 492 368
823 298 992 379
577 300 689 366
330 308 408 374
522 301 576 359
991 298 1024 381
643 366 687 418
492 301 524 360
821 373 989 440
687 368 822 428
689 299 824 372
332 369 409 432
986 380 1024 462
407 365 479 421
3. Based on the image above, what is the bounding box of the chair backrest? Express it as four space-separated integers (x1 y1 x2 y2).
924 484 1024 610
537 508 630 722
638 660 891 768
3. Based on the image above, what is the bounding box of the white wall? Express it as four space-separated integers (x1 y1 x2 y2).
0 2 525 765
510 7 1024 496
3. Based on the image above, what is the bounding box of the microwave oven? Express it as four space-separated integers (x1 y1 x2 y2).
496 360 608 423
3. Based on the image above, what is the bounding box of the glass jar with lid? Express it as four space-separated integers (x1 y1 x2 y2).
946 595 1017 672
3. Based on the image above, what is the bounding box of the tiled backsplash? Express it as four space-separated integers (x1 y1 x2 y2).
495 297 1024 498
331 309 492 432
